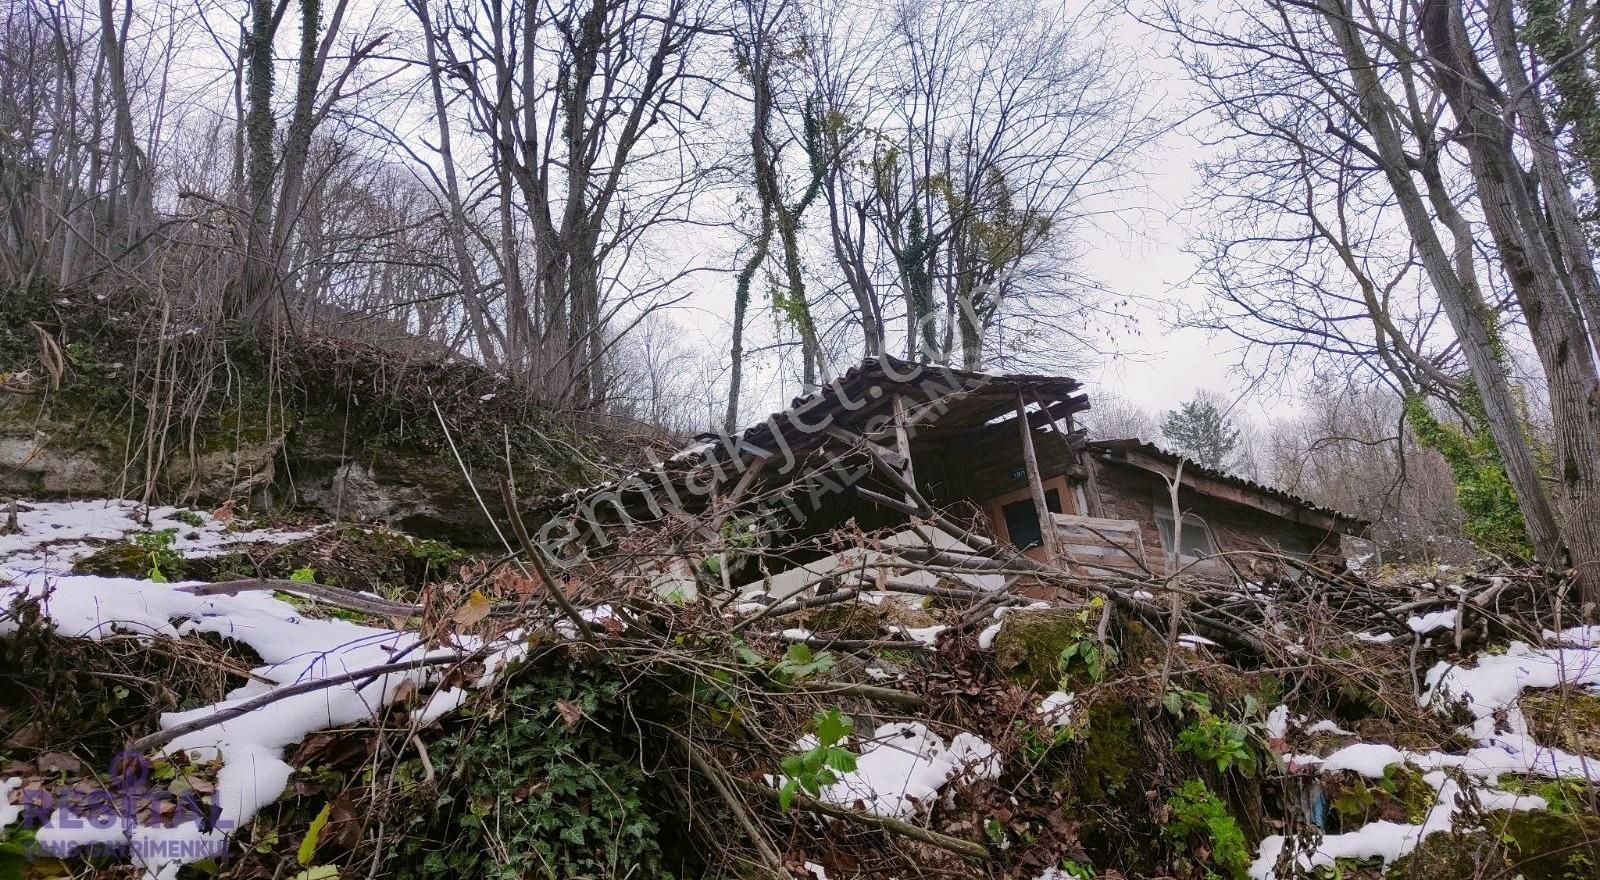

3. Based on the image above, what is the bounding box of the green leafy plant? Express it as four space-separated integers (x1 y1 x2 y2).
983 816 1007 848
771 643 835 683
1057 637 1116 683
1166 779 1249 880
296 802 332 866
172 510 205 528
290 566 318 584
132 528 184 582
1015 717 1077 764
777 708 858 811
1330 777 1376 824
1162 687 1214 719
1177 717 1256 775
384 658 674 880
1404 390 1531 558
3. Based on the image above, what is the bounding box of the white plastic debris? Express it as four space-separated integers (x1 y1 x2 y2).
977 622 1003 650
1407 610 1457 634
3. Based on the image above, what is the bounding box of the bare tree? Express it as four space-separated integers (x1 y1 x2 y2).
1082 392 1159 441
802 0 1153 372
1163 0 1597 586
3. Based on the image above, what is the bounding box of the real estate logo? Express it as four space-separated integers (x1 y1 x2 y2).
10 751 233 861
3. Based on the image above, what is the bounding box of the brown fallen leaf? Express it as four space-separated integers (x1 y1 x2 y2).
453 590 492 630
37 752 84 775
555 700 584 729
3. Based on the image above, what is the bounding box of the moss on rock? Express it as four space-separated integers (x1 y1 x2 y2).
1521 689 1600 756
1073 697 1143 802
1386 810 1600 880
993 608 1091 691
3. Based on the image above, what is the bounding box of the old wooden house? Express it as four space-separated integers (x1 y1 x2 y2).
535 358 1366 594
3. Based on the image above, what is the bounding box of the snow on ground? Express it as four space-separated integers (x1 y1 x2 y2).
1251 631 1600 878
0 499 509 880
1250 773 1544 878
805 722 999 818
0 499 313 575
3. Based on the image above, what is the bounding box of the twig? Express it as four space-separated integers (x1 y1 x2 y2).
731 778 991 861
499 476 596 644
676 737 787 877
782 681 925 708
732 587 860 633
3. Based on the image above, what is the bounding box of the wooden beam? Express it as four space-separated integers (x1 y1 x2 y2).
892 393 916 502
1079 452 1108 517
1026 390 1092 517
1015 393 1060 562
1025 396 1087 431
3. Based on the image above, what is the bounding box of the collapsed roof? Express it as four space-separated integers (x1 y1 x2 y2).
535 359 1367 551
538 355 1089 519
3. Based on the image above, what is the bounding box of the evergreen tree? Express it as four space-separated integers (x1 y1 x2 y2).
1160 394 1241 469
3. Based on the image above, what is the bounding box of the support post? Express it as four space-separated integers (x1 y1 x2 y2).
892 394 916 502
1015 393 1060 562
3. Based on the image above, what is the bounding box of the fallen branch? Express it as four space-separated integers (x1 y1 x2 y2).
128 654 472 753
180 579 423 618
781 681 925 709
733 587 861 633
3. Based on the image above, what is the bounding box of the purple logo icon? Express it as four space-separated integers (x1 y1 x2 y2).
14 752 234 861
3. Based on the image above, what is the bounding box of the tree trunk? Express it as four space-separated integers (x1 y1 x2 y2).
409 0 500 368
1421 0 1600 602
241 0 278 322
1520 0 1600 201
1320 0 1567 568
266 0 352 325
1486 0 1600 348
96 0 150 247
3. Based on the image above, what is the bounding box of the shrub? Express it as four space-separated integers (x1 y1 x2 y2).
384 657 676 879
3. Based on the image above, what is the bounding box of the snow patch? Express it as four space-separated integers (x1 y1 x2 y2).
1038 691 1076 728
814 722 998 818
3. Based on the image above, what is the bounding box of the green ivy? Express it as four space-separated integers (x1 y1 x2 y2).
1165 779 1250 880
1403 391 1532 558
383 658 675 880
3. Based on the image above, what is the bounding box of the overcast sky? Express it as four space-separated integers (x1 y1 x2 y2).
1067 8 1294 428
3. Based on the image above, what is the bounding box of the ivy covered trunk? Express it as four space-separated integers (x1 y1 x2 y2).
1318 0 1566 570
1421 0 1600 603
